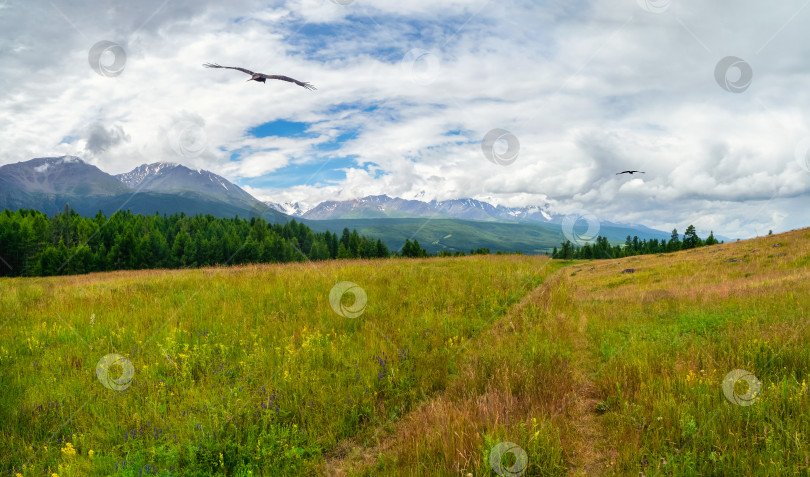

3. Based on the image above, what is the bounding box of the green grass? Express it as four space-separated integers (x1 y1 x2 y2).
0 256 559 475
2 228 810 476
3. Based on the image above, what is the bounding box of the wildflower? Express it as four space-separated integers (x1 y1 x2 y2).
88 449 94 458
60 442 76 456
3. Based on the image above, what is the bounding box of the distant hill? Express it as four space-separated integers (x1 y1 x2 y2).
274 194 691 253
0 156 287 222
303 217 677 254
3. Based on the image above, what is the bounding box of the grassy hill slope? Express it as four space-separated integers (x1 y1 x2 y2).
0 228 807 475
335 228 810 475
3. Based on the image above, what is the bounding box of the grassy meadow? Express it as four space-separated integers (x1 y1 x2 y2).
1 228 809 475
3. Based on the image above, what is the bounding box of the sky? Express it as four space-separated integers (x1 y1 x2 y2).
1 0 809 239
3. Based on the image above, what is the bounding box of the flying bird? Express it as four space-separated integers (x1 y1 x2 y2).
203 63 316 90
616 170 645 175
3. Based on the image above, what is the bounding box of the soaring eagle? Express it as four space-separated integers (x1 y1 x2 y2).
616 170 645 175
203 63 316 90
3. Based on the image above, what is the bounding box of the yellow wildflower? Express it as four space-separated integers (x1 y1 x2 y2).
60 442 76 456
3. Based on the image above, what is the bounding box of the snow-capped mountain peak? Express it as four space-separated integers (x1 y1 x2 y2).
116 162 182 188
265 201 307 217
292 195 559 222
114 161 258 207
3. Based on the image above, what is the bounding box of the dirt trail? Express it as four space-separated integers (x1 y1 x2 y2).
325 264 612 476
563 311 611 476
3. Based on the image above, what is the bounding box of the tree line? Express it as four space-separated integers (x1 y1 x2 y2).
550 225 721 260
0 206 719 277
0 207 407 277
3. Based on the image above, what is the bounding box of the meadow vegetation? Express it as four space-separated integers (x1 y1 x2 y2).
0 255 557 475
1 228 809 475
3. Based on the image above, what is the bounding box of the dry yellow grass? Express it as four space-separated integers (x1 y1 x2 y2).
332 229 810 476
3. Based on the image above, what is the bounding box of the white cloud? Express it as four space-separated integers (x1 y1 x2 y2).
1 0 809 239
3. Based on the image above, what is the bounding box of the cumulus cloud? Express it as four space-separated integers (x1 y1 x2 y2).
1 0 809 238
84 122 130 156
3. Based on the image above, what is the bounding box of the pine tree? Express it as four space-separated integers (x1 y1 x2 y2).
560 240 573 260
337 243 352 259
375 239 389 258
669 228 681 252
682 225 699 249
309 239 330 260
348 230 361 257
401 239 414 257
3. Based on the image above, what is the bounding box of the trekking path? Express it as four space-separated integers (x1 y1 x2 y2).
326 259 612 476
564 309 612 476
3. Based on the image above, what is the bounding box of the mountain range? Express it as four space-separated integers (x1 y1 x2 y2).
0 156 697 253
0 156 286 222
268 195 557 223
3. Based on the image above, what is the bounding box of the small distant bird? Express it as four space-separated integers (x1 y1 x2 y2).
642 456 649 468
203 63 316 90
617 170 645 175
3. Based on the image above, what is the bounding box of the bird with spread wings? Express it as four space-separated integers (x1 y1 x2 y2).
203 63 316 91
616 170 645 175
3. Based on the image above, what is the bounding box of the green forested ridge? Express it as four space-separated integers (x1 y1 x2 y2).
551 225 721 260
0 207 391 277
0 206 724 278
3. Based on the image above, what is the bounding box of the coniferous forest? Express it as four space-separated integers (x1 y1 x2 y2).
0 207 394 277
550 225 722 260
0 206 726 278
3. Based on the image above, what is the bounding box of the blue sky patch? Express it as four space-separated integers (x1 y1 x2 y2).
238 156 365 189
248 119 313 138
